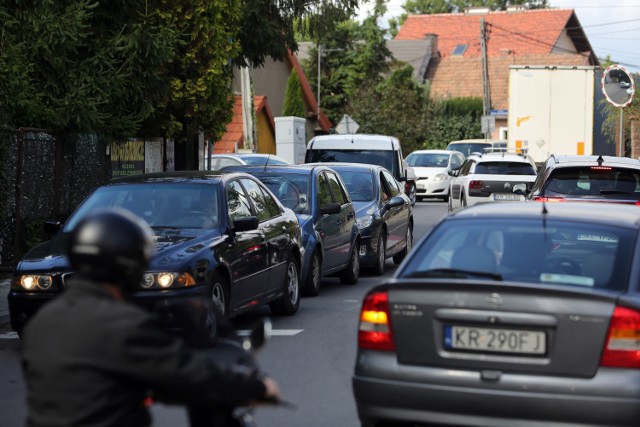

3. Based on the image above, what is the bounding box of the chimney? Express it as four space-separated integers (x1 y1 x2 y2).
425 34 439 58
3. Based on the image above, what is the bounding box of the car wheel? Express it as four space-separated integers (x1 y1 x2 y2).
447 192 454 213
340 241 360 285
371 231 386 275
303 250 322 297
270 257 300 316
416 196 424 202
442 194 449 203
393 225 413 265
210 272 229 317
461 193 467 208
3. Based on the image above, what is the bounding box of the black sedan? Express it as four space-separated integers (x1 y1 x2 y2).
318 163 413 275
9 171 303 334
354 202 640 427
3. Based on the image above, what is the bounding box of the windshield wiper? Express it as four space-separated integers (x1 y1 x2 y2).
406 268 503 281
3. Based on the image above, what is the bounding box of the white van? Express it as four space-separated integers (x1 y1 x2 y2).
304 134 416 203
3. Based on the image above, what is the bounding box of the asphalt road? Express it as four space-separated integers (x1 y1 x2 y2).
0 200 448 427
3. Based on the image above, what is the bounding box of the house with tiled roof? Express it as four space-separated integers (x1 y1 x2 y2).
395 6 599 139
217 50 331 156
213 95 276 154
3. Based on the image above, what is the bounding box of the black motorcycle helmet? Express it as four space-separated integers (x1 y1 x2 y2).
67 208 154 291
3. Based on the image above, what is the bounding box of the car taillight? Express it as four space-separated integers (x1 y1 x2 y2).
358 290 395 351
601 306 640 368
635 201 640 207
533 196 565 202
469 180 483 189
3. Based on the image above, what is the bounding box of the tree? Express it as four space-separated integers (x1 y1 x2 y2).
283 70 307 117
0 1 179 138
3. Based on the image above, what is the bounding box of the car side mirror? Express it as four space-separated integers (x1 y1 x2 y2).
512 183 528 196
320 203 341 215
43 221 61 236
448 169 459 177
233 216 259 232
387 196 405 209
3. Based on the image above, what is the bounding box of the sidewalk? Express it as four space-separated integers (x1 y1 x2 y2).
0 274 9 327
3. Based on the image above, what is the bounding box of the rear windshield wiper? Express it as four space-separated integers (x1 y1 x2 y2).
405 268 503 281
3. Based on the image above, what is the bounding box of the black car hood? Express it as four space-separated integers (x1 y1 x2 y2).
17 228 223 273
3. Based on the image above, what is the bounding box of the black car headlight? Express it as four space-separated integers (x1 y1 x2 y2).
15 275 54 291
140 272 196 290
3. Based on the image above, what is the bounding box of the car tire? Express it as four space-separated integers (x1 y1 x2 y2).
210 272 229 317
270 257 300 316
340 241 360 285
371 231 386 275
447 192 454 213
393 224 413 265
409 184 417 206
461 192 467 208
303 250 322 297
416 196 424 202
442 194 449 203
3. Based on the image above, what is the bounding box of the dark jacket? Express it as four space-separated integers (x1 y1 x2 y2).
21 277 266 427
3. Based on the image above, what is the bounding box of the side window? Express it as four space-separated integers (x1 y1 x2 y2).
240 178 273 223
459 160 474 176
259 186 282 218
226 180 253 221
380 172 392 201
217 158 243 169
317 173 333 207
326 172 349 205
382 170 400 197
451 154 462 169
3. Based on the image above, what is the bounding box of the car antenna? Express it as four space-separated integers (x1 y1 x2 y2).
264 154 271 171
597 155 604 166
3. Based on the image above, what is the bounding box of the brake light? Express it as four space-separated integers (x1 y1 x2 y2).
601 306 640 368
591 166 612 170
533 196 565 202
469 180 483 190
358 291 395 351
635 201 640 207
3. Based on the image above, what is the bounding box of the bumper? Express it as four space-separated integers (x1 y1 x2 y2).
9 285 209 333
357 231 376 267
353 350 640 427
416 179 449 197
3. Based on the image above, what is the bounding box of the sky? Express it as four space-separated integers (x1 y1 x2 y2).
355 0 640 73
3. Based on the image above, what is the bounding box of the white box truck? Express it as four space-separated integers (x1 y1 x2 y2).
507 65 611 165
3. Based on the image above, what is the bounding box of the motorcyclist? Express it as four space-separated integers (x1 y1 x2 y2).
21 208 280 427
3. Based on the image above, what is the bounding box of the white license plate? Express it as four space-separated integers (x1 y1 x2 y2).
444 326 546 355
493 193 521 201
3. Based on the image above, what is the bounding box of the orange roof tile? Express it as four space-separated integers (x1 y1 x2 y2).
214 95 276 153
396 9 576 59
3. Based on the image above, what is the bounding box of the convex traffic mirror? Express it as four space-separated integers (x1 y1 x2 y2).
602 65 635 107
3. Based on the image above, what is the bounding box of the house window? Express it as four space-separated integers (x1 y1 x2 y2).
452 44 467 56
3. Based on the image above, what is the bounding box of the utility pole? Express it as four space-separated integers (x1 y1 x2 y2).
480 18 492 139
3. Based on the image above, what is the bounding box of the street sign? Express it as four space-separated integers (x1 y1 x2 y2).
481 115 495 134
335 114 359 134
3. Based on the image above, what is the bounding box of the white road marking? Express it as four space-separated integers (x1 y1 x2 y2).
238 329 303 336
0 332 18 340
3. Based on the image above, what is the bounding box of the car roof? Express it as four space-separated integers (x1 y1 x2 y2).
108 170 241 185
447 139 493 145
307 134 401 150
476 153 534 163
306 162 379 172
451 201 640 228
549 155 640 168
222 164 332 175
407 150 453 155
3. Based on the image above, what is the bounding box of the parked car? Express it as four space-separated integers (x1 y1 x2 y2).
304 134 417 205
446 139 494 157
311 163 414 275
205 153 289 170
405 149 465 202
527 154 640 204
223 164 361 296
9 171 303 334
448 150 538 212
353 202 640 427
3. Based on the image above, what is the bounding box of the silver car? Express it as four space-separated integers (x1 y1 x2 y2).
353 202 640 426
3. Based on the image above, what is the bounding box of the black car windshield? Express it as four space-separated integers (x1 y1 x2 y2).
306 149 397 177
334 171 374 202
400 218 633 292
241 156 288 166
406 153 450 168
544 167 640 199
64 183 221 230
250 173 310 214
475 161 537 175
